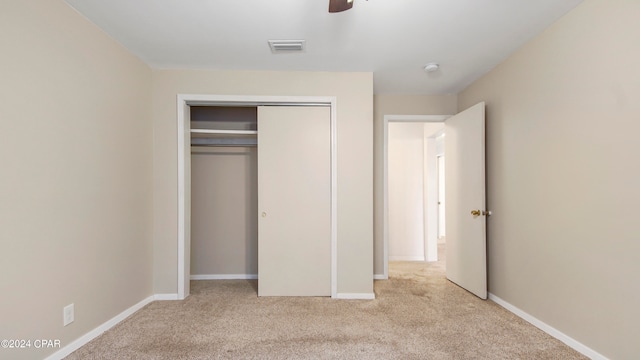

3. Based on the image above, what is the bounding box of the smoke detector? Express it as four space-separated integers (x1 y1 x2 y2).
423 63 440 73
268 40 306 53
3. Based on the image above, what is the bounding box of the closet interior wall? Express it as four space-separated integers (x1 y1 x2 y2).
190 106 258 278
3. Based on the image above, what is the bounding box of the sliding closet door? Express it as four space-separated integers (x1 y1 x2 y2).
257 106 331 296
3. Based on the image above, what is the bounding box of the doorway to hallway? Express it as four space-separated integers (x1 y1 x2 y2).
382 115 448 279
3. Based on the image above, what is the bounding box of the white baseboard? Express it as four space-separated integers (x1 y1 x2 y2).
488 293 608 360
44 295 155 360
373 274 387 280
389 256 425 261
336 293 376 300
190 274 258 280
154 293 179 301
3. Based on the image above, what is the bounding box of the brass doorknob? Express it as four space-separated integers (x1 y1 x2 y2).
471 209 481 216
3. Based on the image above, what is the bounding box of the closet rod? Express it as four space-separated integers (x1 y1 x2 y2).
191 129 257 135
191 137 257 147
191 144 257 148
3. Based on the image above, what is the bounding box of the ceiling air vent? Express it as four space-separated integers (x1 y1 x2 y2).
268 40 306 53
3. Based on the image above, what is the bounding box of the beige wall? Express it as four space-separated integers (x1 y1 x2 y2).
0 1 153 359
458 1 640 358
152 70 374 295
191 147 258 276
373 95 457 275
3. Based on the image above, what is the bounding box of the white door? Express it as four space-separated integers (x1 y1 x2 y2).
437 155 446 240
257 106 331 296
445 102 487 299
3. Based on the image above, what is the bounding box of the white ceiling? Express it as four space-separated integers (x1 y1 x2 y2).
65 0 582 94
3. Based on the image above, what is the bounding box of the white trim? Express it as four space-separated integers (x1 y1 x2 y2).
178 94 338 300
382 115 450 279
182 94 334 107
336 293 376 300
44 296 155 360
330 98 338 299
386 115 448 122
489 293 608 360
153 294 179 301
190 274 258 280
389 256 426 262
373 274 387 280
177 94 188 300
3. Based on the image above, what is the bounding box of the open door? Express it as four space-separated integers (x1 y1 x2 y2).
257 106 331 296
445 102 487 299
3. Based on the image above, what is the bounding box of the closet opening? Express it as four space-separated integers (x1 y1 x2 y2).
190 106 259 291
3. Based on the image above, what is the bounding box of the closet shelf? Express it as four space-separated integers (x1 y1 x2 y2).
190 129 257 135
191 137 257 147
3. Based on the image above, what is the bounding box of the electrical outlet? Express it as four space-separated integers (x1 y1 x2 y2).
63 304 74 326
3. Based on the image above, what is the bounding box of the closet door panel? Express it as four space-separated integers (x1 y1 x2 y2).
258 106 331 296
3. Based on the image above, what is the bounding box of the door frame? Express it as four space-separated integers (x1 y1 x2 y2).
382 114 449 279
177 94 338 299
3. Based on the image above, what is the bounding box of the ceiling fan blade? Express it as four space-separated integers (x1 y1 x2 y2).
329 0 353 13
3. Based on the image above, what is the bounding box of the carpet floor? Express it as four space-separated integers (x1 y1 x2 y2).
66 247 586 359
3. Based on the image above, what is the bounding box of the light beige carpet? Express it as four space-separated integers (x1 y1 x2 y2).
66 247 586 359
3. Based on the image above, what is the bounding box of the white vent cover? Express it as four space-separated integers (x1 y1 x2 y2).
268 40 306 53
